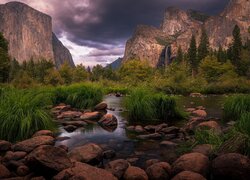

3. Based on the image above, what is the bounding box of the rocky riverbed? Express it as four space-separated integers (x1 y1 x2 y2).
0 94 249 179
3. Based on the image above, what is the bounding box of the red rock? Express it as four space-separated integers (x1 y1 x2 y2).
0 164 11 178
146 162 171 180
16 165 30 176
98 114 118 127
172 153 209 177
145 159 160 168
13 136 55 152
192 110 207 117
32 130 54 137
3 151 27 161
212 153 250 180
57 111 82 119
105 159 129 179
0 140 12 151
80 112 102 120
94 101 108 111
172 171 206 180
192 144 213 156
53 162 117 180
69 143 103 164
197 121 221 133
124 166 148 180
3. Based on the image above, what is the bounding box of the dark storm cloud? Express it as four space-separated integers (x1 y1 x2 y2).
55 0 230 49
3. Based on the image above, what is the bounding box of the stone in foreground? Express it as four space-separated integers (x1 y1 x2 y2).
124 166 148 180
172 171 206 180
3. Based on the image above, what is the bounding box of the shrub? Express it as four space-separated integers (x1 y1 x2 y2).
223 95 250 121
124 87 186 122
0 88 55 142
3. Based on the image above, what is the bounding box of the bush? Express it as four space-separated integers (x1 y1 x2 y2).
223 95 250 121
0 88 55 142
124 87 186 122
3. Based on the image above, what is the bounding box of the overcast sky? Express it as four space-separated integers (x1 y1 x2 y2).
1 0 230 66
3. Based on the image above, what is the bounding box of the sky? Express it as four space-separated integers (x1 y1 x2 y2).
0 0 230 66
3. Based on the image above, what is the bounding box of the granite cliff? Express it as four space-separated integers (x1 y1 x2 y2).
0 1 74 68
123 0 250 67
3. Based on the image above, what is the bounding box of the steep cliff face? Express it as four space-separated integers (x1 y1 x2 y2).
123 0 250 67
0 2 74 68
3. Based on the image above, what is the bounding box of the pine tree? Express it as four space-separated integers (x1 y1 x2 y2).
197 27 209 62
217 45 227 62
231 25 242 66
188 35 197 77
175 46 183 64
0 32 10 83
9 58 20 81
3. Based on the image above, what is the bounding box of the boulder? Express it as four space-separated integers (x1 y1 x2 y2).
185 118 206 132
98 114 118 127
172 171 206 180
126 126 135 131
135 125 145 133
124 166 148 180
80 112 102 121
32 130 54 138
103 149 116 159
62 121 87 127
0 140 12 151
57 111 82 119
146 162 171 180
105 159 129 179
0 164 11 178
155 123 168 132
3 151 27 161
192 110 207 118
197 121 221 133
13 136 55 152
16 165 30 176
53 162 117 180
212 153 250 180
192 144 213 156
144 125 156 133
127 158 139 165
69 143 103 165
25 145 72 176
158 126 179 134
64 125 78 132
145 159 160 169
137 133 162 140
172 153 209 177
94 102 108 111
160 141 177 149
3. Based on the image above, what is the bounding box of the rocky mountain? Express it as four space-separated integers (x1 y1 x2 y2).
0 1 74 68
123 0 250 67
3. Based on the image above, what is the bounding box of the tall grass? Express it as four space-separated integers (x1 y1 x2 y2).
124 88 186 122
223 95 250 121
0 88 55 142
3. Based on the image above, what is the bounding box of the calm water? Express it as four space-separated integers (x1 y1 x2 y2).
56 94 226 167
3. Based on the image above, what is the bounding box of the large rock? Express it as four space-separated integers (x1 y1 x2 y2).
197 121 221 133
57 111 82 119
192 110 207 118
98 114 118 127
172 171 206 180
172 153 209 177
25 145 72 176
53 162 117 180
124 166 148 180
32 130 54 138
80 112 102 121
0 164 11 178
158 126 179 134
94 102 108 111
0 2 74 68
3 151 27 161
0 140 11 151
135 125 145 133
13 136 55 152
105 159 129 179
69 143 103 165
146 162 171 180
212 153 250 180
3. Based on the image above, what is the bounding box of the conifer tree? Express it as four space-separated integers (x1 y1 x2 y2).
231 25 242 66
188 35 197 76
0 32 10 83
197 27 209 62
175 46 183 64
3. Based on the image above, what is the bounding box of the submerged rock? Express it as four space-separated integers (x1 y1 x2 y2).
172 153 209 177
212 153 250 180
137 133 162 140
53 162 117 180
98 114 118 127
69 143 103 165
124 166 148 180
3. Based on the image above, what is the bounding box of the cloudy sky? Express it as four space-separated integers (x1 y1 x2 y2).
1 0 230 66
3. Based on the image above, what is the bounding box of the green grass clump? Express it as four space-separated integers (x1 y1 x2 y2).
124 88 186 122
223 95 250 121
0 88 55 142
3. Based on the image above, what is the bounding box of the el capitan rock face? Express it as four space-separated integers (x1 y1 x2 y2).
0 1 74 68
123 0 250 67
